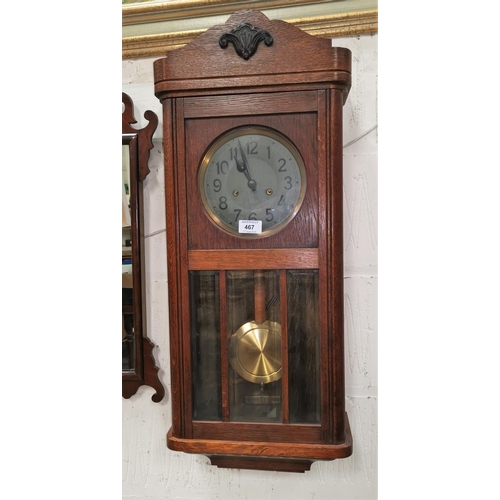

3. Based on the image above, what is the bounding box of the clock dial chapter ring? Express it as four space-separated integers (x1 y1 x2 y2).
197 126 307 238
228 320 282 384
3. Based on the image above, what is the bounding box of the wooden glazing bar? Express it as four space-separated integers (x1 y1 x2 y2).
280 269 289 424
188 248 318 270
219 271 229 422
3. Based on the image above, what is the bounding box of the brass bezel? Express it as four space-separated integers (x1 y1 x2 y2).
198 126 307 238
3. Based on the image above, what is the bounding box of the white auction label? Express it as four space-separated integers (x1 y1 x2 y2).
238 220 262 234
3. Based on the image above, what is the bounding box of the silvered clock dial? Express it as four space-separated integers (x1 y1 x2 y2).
198 126 306 237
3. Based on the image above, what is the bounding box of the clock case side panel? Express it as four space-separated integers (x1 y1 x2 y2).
162 98 193 435
329 88 348 445
318 88 348 446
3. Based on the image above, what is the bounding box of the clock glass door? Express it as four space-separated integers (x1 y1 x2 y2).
189 268 320 425
184 102 323 439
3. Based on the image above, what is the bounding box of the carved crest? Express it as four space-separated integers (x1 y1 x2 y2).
219 22 273 60
122 92 158 182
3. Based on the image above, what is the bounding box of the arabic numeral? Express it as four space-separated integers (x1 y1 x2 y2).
216 160 229 175
247 141 258 155
219 196 228 210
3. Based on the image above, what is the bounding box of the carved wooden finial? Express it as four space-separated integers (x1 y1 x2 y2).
122 92 158 182
219 22 273 60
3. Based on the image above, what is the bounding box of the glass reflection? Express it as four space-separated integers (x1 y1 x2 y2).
287 270 320 423
190 271 222 421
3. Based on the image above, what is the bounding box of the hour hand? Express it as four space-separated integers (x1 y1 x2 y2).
235 156 249 177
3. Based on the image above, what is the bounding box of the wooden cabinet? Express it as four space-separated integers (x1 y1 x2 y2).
154 10 351 471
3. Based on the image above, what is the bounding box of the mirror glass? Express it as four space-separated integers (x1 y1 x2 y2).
122 143 135 371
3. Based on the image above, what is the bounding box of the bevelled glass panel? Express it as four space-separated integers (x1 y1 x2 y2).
190 271 222 421
227 270 282 422
287 269 320 423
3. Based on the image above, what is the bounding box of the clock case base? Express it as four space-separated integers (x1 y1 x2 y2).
167 412 352 473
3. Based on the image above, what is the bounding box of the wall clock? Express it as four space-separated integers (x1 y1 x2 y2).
154 9 352 472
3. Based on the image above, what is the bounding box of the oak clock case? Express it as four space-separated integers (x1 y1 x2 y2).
154 10 352 472
122 92 164 403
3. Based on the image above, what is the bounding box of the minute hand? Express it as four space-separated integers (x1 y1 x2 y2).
237 140 256 191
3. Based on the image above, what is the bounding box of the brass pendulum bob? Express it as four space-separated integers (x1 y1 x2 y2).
229 271 282 384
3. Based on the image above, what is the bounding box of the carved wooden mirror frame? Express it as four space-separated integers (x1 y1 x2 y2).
122 92 164 402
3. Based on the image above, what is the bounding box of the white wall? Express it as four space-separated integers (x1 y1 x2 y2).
122 32 378 500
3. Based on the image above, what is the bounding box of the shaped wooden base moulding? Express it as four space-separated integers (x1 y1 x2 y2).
166 412 352 473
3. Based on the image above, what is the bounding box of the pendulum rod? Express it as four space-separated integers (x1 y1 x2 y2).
254 270 267 324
